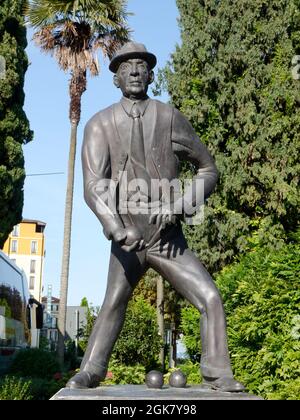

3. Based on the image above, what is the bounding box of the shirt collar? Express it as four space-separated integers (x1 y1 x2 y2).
120 95 150 117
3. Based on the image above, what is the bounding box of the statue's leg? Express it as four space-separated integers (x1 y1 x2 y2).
147 228 233 380
67 243 148 388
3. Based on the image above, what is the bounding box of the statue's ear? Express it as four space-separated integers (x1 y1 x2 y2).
148 70 155 85
113 74 120 88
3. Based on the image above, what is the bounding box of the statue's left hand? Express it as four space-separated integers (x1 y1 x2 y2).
149 203 182 229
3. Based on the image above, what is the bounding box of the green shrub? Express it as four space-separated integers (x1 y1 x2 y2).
26 377 62 400
9 348 60 379
25 377 56 400
0 376 32 400
179 233 300 399
103 363 145 385
177 361 202 385
64 340 81 370
180 306 201 362
112 297 162 370
164 362 202 385
266 378 300 400
23 370 77 400
216 236 300 399
77 300 99 354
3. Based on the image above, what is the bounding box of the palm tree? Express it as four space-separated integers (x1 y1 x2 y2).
26 0 130 365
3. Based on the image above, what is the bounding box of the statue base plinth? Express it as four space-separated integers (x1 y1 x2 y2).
50 384 262 400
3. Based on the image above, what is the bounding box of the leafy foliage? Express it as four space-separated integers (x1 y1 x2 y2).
78 296 162 370
216 233 300 399
0 0 33 248
77 297 99 353
103 363 145 385
0 376 32 400
9 348 60 379
180 305 201 362
112 297 162 370
23 370 75 400
164 362 201 385
158 0 300 272
181 233 300 399
266 377 300 400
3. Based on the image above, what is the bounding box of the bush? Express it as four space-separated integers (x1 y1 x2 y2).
25 370 77 400
216 235 300 399
9 348 60 380
179 232 300 399
77 300 99 354
180 306 201 362
103 363 145 385
0 376 32 400
266 378 300 400
164 362 201 385
24 377 57 400
176 361 202 385
64 340 81 370
112 297 162 370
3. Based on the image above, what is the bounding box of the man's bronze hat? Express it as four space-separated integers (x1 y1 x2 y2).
109 41 157 73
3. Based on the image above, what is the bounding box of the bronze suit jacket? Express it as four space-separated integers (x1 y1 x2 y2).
82 97 218 239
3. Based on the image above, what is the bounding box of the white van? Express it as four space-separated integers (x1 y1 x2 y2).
0 250 43 374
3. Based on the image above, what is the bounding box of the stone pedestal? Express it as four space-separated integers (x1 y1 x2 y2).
51 384 262 400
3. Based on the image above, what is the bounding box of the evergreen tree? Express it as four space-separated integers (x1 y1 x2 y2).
158 0 300 272
0 0 33 248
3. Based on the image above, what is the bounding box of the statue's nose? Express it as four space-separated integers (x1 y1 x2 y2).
130 63 139 76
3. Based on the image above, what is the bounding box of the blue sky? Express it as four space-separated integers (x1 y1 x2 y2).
23 1 181 306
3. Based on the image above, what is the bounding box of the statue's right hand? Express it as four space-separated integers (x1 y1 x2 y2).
121 240 144 253
106 226 144 252
121 226 145 253
110 227 127 243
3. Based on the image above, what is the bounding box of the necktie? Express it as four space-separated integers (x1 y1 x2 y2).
129 103 152 199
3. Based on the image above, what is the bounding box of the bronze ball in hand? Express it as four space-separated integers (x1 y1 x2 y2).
124 225 142 245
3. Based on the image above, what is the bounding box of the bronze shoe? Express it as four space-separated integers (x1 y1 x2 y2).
66 371 101 389
202 376 245 393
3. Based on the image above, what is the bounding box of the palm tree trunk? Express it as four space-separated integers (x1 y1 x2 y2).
57 71 86 366
57 121 78 366
157 276 165 370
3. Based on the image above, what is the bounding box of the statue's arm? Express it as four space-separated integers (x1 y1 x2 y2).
81 116 124 240
171 108 218 215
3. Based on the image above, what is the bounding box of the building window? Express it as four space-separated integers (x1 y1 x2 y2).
11 240 18 253
30 260 36 274
12 225 19 237
29 276 35 290
31 240 38 254
50 330 58 341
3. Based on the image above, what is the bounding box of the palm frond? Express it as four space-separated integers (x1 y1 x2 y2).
27 0 131 27
27 0 131 75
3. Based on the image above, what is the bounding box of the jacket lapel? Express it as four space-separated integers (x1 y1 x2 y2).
113 102 129 174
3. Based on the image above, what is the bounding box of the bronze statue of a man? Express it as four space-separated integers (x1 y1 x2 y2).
67 42 244 392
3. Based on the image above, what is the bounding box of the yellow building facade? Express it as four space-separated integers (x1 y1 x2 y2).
2 220 46 302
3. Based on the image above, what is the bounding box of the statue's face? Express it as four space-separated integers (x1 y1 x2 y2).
114 58 154 100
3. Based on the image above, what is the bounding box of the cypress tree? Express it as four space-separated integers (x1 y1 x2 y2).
159 0 300 272
0 0 32 248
